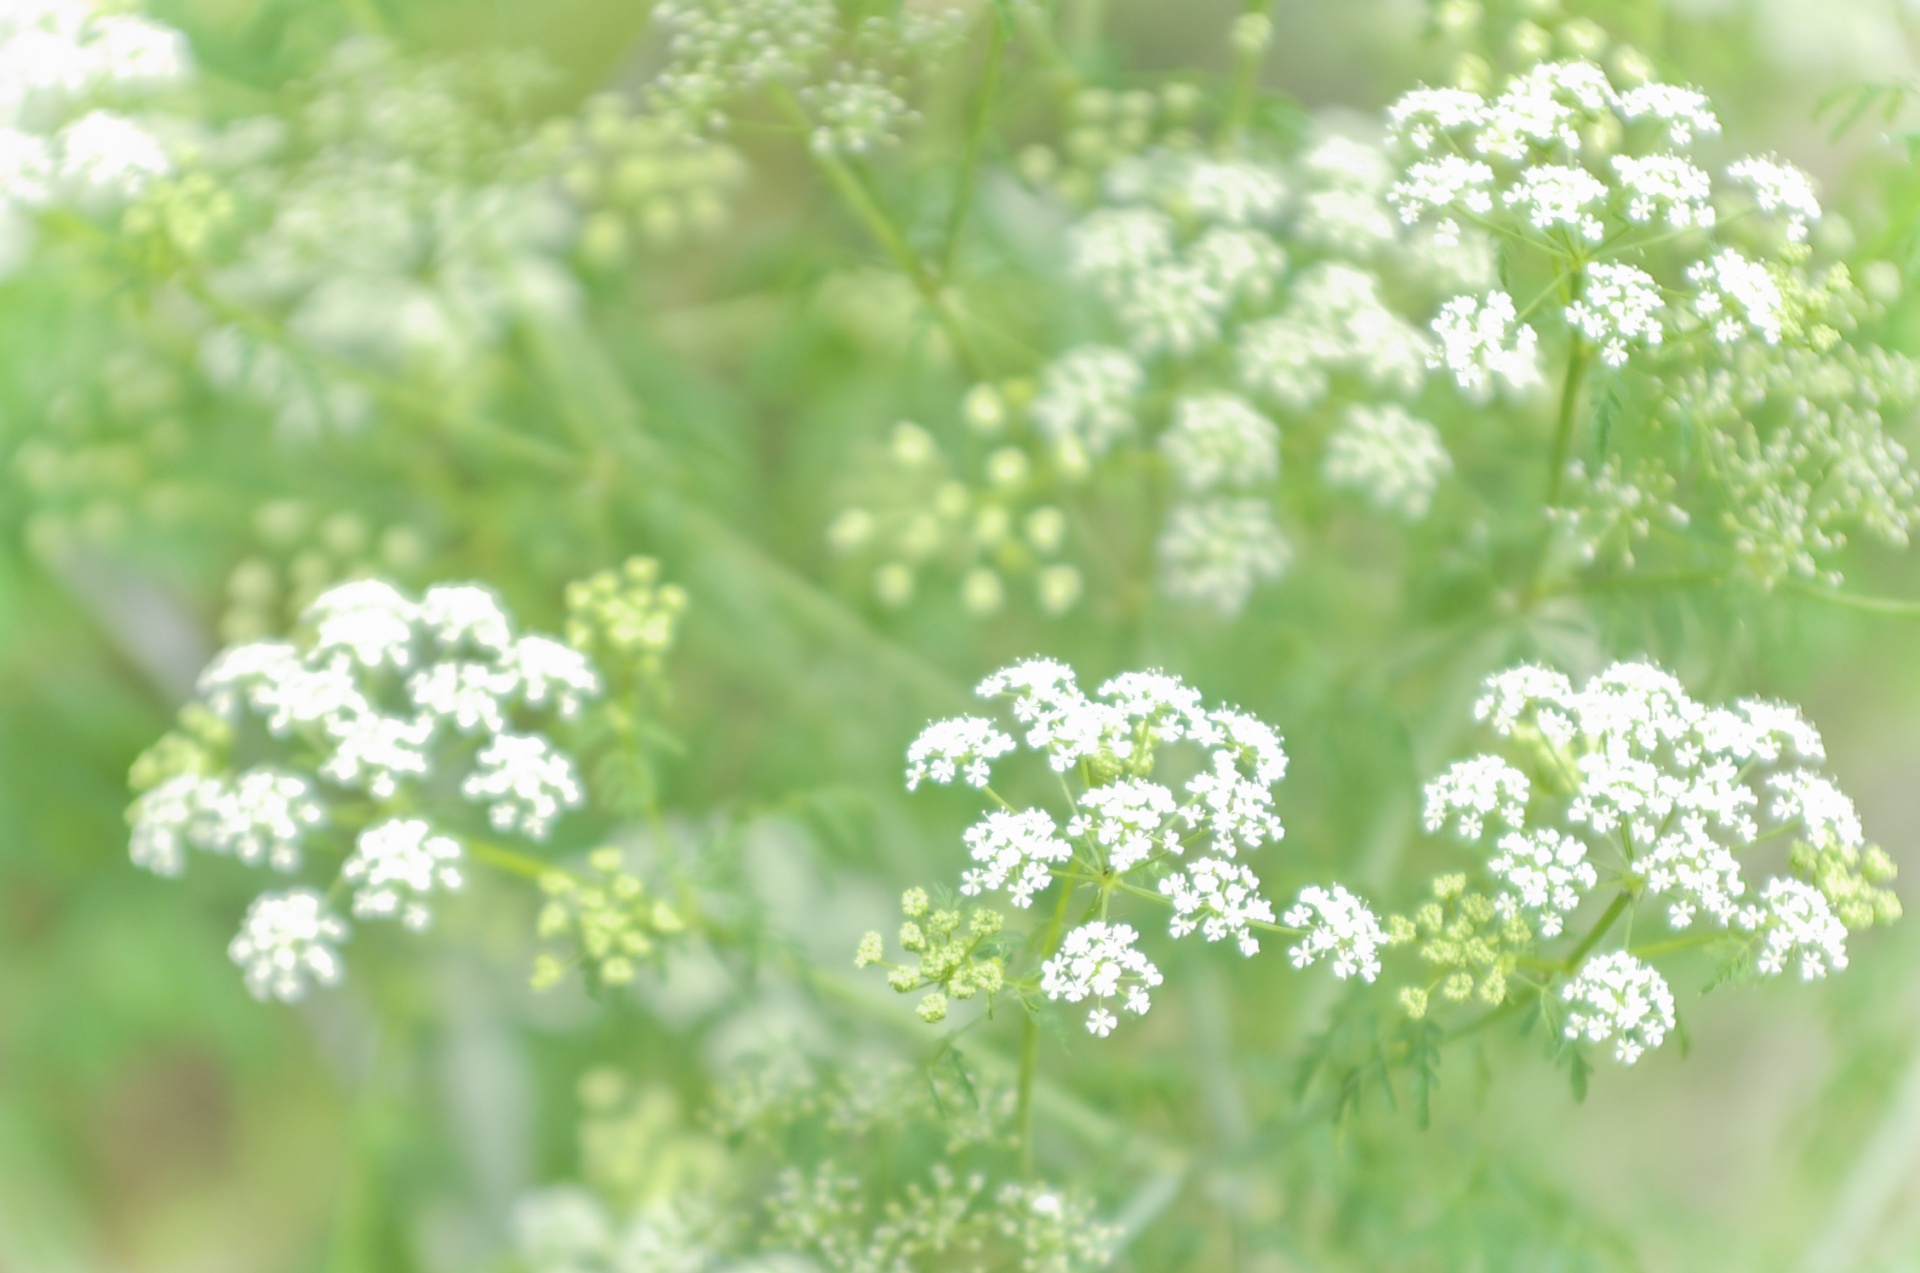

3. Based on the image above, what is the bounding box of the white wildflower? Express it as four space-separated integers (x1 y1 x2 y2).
1618 82 1720 146
1029 345 1144 459
342 818 464 930
960 808 1072 907
1114 260 1227 358
1070 777 1178 873
1567 261 1665 367
1424 754 1531 839
1502 163 1608 243
418 583 515 655
53 110 169 206
1176 156 1289 226
194 768 326 872
1182 748 1285 854
1157 498 1292 615
1561 951 1675 1064
1161 857 1275 955
1386 86 1487 152
228 888 350 1003
1188 225 1288 305
319 711 434 799
1752 877 1848 979
1490 827 1596 938
407 660 518 733
1321 403 1452 520
129 773 213 877
905 715 1015 790
1473 662 1577 742
1688 248 1783 346
1726 154 1820 242
1283 883 1387 982
1039 921 1163 1035
508 635 601 717
304 579 419 671
1610 153 1715 229
1430 290 1542 399
1767 770 1863 848
1159 393 1280 493
462 733 585 839
1068 207 1176 299
1388 154 1495 239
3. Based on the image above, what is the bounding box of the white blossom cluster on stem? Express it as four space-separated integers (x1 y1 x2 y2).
1385 59 1825 384
127 576 611 1001
1403 657 1897 1065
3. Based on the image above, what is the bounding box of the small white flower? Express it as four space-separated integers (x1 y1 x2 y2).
1424 754 1531 839
1039 921 1163 1035
1322 403 1452 521
1752 876 1848 979
1610 153 1715 230
1159 393 1280 493
129 773 213 877
462 733 585 840
1182 748 1285 855
1726 154 1820 242
1618 81 1720 146
1157 498 1292 615
228 888 350 1003
343 818 464 931
304 579 419 671
1029 345 1144 460
1389 154 1496 228
407 660 518 733
418 583 515 654
1387 86 1488 152
1283 883 1387 982
1430 290 1542 399
1767 770 1863 849
1567 261 1665 368
1161 856 1275 955
1502 163 1608 243
1688 248 1783 346
319 711 435 799
54 110 169 205
1561 951 1675 1064
1490 827 1596 938
961 808 1071 907
1070 777 1178 873
905 715 1015 790
508 635 601 716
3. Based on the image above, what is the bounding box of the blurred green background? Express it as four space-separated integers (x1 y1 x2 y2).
7 1 1920 1270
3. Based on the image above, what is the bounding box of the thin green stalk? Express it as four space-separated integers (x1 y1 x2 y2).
1559 890 1633 971
1545 336 1591 508
771 87 989 378
1217 0 1272 150
940 23 1005 276
1019 875 1081 1179
1783 577 1920 617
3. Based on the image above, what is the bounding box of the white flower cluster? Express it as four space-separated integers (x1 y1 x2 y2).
1159 393 1280 493
131 577 608 1001
227 888 349 1004
903 660 1294 1034
1386 60 1822 381
1283 883 1389 982
1320 403 1452 521
1419 658 1873 1059
0 0 189 246
1561 950 1674 1065
1040 921 1164 1036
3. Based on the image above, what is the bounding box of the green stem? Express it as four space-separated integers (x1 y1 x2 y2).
1545 336 1591 508
1559 890 1633 971
1019 874 1081 1179
466 838 555 881
772 87 989 378
940 23 1005 277
1217 1 1272 150
1782 578 1920 617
